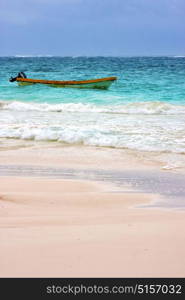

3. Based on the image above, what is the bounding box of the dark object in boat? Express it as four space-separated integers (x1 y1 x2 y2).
9 72 27 82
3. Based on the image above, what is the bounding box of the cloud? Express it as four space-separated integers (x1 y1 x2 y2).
1 0 185 26
0 0 83 25
0 0 185 55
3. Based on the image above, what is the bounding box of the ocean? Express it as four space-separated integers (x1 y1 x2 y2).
0 56 185 161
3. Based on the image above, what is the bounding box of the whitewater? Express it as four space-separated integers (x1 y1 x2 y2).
0 56 185 158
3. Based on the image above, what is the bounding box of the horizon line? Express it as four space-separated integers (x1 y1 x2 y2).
0 54 184 58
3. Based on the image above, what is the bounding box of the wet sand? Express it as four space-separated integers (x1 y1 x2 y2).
0 145 185 277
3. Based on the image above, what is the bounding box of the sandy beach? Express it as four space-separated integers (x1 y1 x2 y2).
0 144 185 277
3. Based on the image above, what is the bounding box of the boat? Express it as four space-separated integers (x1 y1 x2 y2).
9 72 117 89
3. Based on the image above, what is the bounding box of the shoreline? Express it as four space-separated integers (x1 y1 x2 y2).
1 140 185 172
0 165 185 209
1 143 185 208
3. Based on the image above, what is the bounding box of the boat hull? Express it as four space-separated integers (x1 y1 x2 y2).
16 76 117 89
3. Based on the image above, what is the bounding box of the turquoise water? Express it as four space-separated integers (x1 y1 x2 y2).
0 56 185 157
1 56 185 104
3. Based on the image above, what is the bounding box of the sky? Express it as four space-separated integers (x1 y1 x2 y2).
0 0 185 56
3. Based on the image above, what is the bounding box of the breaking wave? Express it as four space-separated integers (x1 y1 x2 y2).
0 124 185 154
1 99 185 155
1 100 185 115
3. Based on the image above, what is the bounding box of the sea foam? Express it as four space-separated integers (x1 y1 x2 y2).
1 100 185 115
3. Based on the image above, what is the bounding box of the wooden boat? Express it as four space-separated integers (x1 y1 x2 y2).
9 72 117 89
